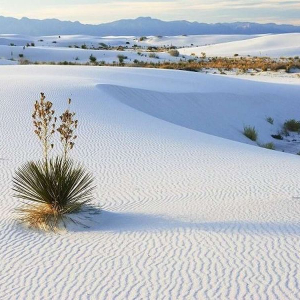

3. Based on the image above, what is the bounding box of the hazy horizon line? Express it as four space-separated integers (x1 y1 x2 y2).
1 15 299 27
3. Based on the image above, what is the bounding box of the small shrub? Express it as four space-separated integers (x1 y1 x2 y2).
89 54 97 63
169 49 180 57
81 44 87 49
243 126 258 141
283 119 300 132
19 54 24 58
261 142 275 150
99 42 108 49
117 55 127 64
31 42 35 47
266 117 274 125
139 36 147 41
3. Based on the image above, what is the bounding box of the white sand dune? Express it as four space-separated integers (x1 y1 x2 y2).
0 33 259 48
0 33 299 64
0 66 300 299
180 33 300 57
140 34 261 47
0 44 180 64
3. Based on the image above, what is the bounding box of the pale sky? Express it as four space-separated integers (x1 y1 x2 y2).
0 0 299 25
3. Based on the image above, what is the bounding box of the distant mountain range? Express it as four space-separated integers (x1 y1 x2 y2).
0 16 300 36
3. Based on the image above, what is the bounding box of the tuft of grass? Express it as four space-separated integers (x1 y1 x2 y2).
13 157 95 231
261 142 275 150
266 117 274 125
283 119 300 132
243 126 258 141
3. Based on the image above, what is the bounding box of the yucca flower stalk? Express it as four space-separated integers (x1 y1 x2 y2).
32 93 56 161
57 98 78 161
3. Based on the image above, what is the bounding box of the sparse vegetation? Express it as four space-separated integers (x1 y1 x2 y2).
283 119 300 132
243 126 258 141
266 117 274 125
19 56 300 74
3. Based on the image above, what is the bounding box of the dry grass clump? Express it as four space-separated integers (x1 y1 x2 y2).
243 126 258 141
13 93 95 231
261 142 275 150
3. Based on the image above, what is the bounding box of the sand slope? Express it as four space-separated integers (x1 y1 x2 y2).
180 33 300 57
0 66 300 299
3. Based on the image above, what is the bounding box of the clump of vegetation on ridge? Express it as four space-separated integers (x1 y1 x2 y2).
243 125 258 141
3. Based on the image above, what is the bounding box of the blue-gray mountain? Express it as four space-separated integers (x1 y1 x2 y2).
0 16 299 36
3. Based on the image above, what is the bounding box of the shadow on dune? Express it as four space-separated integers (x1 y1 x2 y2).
69 210 300 235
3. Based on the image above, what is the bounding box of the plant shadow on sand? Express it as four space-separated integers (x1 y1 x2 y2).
68 209 300 235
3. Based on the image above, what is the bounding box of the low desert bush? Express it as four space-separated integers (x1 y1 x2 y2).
89 54 97 63
283 119 300 132
118 55 127 64
169 49 180 57
243 126 258 141
13 93 95 231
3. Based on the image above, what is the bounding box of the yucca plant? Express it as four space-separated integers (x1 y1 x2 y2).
13 157 95 231
13 93 96 231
